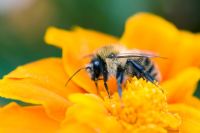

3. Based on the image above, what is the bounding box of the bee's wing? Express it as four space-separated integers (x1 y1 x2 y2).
108 49 166 59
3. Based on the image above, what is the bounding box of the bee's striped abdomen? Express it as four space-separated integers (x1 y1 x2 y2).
138 57 160 82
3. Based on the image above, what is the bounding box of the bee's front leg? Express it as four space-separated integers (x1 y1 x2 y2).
102 68 110 98
94 80 100 95
116 67 124 97
103 81 110 98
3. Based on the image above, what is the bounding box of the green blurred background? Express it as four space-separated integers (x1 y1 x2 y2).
0 0 199 105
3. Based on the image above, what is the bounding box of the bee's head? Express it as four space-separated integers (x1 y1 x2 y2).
87 58 102 81
65 57 105 87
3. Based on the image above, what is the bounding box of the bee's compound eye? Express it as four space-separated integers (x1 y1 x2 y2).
94 60 100 66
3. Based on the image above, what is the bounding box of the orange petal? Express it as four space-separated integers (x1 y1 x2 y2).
120 13 179 80
0 102 59 133
59 123 97 133
62 94 123 133
0 78 69 122
45 26 118 93
0 58 85 121
68 93 106 113
45 27 75 48
161 67 200 105
4 57 85 99
168 31 200 78
183 96 200 110
169 104 200 133
45 26 118 50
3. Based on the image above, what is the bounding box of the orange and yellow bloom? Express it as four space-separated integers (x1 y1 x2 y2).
0 13 199 133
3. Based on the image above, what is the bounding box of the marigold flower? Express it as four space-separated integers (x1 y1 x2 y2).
60 78 181 133
0 13 199 133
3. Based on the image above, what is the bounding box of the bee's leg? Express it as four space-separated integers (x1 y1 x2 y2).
116 68 124 97
94 80 105 98
94 80 100 95
101 64 110 98
104 81 110 98
126 59 154 83
102 70 110 98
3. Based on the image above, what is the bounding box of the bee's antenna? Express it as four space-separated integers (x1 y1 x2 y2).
65 67 91 87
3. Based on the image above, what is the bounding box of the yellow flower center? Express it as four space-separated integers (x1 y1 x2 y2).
104 78 181 133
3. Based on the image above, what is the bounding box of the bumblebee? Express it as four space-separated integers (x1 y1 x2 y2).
66 45 162 97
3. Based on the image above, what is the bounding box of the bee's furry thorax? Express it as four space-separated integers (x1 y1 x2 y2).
95 45 126 76
95 45 122 59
